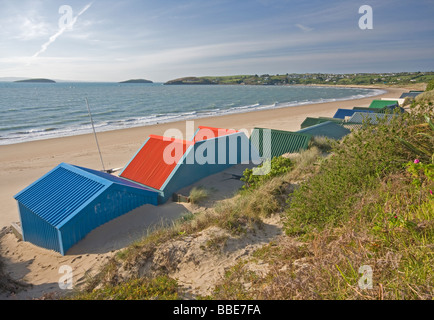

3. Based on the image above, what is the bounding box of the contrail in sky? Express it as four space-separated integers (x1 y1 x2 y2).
31 3 93 59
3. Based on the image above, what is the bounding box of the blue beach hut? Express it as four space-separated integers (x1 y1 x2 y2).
14 163 158 255
333 108 376 119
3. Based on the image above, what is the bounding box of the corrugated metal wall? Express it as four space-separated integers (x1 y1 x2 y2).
120 136 193 190
18 202 61 253
300 117 343 129
250 128 311 159
297 121 351 140
400 92 423 99
158 132 259 203
333 108 375 119
347 112 396 125
59 185 157 254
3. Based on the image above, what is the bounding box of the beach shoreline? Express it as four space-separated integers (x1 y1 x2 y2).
0 86 407 230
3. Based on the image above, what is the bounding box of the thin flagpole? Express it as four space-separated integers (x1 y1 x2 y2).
85 97 106 172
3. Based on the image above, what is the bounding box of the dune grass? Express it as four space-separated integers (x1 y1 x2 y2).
416 90 434 103
188 186 209 205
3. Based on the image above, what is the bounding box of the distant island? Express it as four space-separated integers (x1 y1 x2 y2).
14 78 56 83
164 72 434 86
119 79 153 84
164 77 214 85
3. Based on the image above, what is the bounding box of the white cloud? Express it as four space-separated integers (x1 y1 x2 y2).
295 24 313 32
18 16 50 40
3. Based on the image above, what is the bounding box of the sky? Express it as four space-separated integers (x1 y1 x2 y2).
0 0 433 82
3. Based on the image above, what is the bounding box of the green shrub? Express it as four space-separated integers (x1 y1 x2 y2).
416 90 434 104
426 79 434 91
73 276 180 300
189 186 209 205
284 106 429 235
241 156 293 190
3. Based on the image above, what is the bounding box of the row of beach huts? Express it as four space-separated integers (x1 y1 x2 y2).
13 92 418 255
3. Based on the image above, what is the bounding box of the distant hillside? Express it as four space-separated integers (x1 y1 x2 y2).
165 72 434 86
14 78 56 83
164 77 215 85
119 79 153 84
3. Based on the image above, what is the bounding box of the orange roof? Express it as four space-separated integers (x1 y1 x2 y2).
120 135 193 190
193 126 239 142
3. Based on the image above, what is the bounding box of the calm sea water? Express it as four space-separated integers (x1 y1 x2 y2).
0 82 384 145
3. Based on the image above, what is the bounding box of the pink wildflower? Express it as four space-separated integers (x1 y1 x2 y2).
430 190 433 196
414 159 420 164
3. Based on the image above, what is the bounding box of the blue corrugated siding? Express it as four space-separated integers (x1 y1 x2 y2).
400 92 422 99
333 108 376 119
15 166 105 228
59 186 156 254
18 203 61 253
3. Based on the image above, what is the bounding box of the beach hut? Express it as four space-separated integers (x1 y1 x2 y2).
347 112 396 125
250 127 311 159
353 105 405 114
400 91 423 99
14 163 158 255
333 108 376 119
381 104 406 114
300 117 343 129
192 126 239 142
297 121 351 140
120 130 260 203
369 100 399 109
381 98 405 105
352 106 376 111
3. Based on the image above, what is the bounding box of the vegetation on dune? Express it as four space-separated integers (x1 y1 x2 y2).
425 79 434 91
65 96 434 300
188 186 209 205
71 276 179 300
416 90 434 103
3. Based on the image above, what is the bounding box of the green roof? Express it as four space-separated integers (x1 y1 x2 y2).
369 100 398 109
300 117 343 129
250 128 311 159
297 121 351 140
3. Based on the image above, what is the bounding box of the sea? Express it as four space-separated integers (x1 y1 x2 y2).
0 82 385 145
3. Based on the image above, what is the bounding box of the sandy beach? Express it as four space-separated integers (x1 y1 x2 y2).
0 86 407 299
